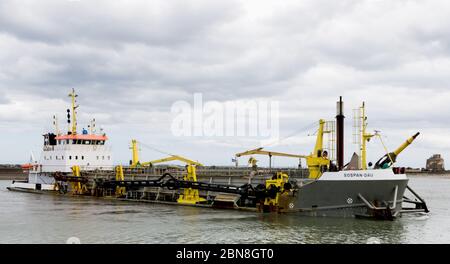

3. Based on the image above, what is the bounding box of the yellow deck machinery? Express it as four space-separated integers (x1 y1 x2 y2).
235 119 333 180
233 119 334 210
128 140 205 204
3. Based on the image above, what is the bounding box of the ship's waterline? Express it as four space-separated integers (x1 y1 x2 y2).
1 176 449 244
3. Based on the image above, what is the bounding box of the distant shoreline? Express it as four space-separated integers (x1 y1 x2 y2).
0 167 27 181
0 176 27 181
406 172 450 177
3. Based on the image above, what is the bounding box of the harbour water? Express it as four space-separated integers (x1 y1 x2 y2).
0 175 449 244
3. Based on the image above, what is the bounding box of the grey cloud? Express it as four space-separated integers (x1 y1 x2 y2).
0 0 241 46
0 0 450 166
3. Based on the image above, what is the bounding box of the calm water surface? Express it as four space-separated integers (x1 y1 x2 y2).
0 176 449 244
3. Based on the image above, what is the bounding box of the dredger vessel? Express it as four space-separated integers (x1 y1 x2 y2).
8 90 429 220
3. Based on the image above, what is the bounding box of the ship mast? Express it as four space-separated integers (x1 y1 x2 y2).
360 102 374 170
68 88 79 135
53 115 60 136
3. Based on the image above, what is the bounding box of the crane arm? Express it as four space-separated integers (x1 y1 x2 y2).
393 132 420 156
140 155 203 167
235 148 307 159
374 132 420 169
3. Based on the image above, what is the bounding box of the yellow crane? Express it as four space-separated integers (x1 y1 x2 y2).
235 119 332 179
235 148 306 169
130 139 202 167
140 155 203 167
374 132 420 169
128 140 205 204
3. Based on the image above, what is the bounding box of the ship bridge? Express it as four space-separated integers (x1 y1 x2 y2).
36 89 113 173
55 134 108 145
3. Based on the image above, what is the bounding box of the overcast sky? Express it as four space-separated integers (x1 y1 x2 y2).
1 0 449 168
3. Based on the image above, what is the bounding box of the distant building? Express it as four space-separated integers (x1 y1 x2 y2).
426 154 445 172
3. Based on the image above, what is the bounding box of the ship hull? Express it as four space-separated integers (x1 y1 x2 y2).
292 179 407 218
7 169 417 220
7 180 57 193
275 170 410 219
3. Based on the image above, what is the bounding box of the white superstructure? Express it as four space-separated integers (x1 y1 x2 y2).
23 89 113 187
39 133 113 173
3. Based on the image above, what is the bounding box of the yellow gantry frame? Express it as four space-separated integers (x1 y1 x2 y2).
235 119 331 179
177 165 207 205
71 165 87 194
130 139 139 167
115 165 126 197
305 119 331 179
128 140 205 204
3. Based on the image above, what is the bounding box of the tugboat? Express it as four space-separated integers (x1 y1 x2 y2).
8 89 113 193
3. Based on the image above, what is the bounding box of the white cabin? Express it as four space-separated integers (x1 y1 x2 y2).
37 132 113 173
